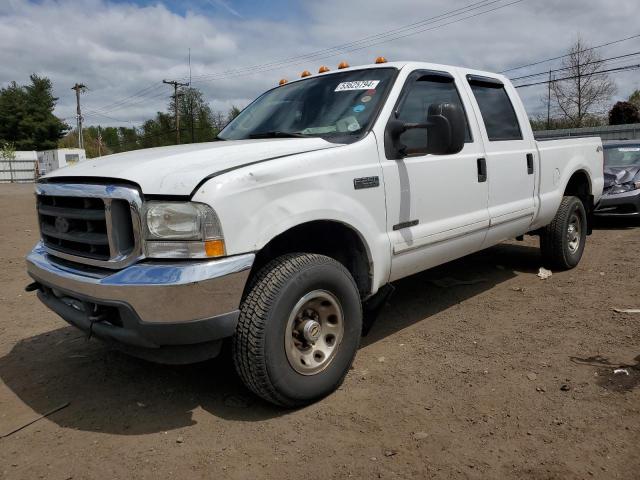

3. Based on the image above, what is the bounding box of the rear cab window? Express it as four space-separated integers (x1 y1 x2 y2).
467 75 522 142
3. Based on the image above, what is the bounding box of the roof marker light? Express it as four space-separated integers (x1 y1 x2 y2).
318 66 330 73
279 78 288 86
375 56 387 64
338 61 349 69
300 70 312 78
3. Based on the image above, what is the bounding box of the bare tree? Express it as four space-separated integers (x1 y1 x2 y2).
551 36 616 127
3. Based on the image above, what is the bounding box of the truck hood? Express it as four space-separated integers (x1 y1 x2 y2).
42 138 337 196
603 165 640 188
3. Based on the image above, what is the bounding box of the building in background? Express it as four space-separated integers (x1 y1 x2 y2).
0 148 87 183
37 148 87 176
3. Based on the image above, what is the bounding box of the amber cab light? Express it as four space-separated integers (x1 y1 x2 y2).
338 61 349 69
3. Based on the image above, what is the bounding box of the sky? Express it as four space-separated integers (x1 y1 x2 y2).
1 0 639 128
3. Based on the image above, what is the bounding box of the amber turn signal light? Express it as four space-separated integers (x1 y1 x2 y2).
205 239 226 257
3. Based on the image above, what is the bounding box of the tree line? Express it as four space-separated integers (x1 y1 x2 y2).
59 88 242 157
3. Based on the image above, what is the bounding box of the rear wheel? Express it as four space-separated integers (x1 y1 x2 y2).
232 253 362 407
540 195 587 270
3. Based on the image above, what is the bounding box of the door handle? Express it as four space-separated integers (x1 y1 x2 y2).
526 153 534 174
477 157 487 183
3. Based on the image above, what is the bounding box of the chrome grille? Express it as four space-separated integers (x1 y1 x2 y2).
35 183 143 269
38 195 111 260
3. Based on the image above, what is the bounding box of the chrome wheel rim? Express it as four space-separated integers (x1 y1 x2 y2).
284 290 344 375
567 212 581 254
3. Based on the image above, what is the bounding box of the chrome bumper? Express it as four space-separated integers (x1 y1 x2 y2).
26 242 254 324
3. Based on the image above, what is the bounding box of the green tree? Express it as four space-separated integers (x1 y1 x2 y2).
227 105 242 124
609 101 640 125
1 141 16 162
174 87 217 143
0 75 68 150
629 90 640 110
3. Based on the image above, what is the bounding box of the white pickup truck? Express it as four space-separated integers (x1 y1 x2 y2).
26 60 604 406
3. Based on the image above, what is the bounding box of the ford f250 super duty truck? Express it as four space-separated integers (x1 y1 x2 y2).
26 60 604 406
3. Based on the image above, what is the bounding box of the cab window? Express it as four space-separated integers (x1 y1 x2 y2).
468 76 522 141
395 73 472 155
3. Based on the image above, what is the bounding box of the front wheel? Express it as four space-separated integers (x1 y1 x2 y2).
232 253 362 407
540 195 587 270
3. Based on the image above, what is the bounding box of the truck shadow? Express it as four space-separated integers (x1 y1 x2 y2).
0 242 540 435
592 216 640 231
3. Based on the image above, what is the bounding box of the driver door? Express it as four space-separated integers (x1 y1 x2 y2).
380 69 490 281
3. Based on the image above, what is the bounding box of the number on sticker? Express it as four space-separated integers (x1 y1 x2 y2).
334 80 380 92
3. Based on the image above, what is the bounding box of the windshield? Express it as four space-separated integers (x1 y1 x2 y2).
218 68 397 142
604 145 640 167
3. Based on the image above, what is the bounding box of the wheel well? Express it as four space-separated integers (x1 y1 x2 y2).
248 221 372 298
564 170 591 199
564 170 594 233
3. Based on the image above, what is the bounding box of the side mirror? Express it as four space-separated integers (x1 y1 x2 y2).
384 102 466 159
426 102 465 155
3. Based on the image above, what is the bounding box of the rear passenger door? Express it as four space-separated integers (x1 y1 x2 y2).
465 75 537 246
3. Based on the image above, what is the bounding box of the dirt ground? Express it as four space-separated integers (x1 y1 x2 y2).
0 183 638 480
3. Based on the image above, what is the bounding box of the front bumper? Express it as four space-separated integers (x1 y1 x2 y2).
26 243 254 361
595 189 640 216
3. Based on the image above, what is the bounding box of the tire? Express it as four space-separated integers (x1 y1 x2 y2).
540 195 587 270
232 253 362 407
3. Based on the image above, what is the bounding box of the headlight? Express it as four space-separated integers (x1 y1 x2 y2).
609 181 640 194
143 202 225 258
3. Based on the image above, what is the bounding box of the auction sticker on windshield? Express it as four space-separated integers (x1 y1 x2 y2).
335 80 380 91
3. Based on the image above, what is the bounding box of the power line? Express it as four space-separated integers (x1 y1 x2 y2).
190 0 526 84
188 0 503 82
500 32 640 73
88 82 164 115
514 63 640 88
83 109 137 125
509 50 640 82
81 0 526 122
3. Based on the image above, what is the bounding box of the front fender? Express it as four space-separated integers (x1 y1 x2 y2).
191 134 392 291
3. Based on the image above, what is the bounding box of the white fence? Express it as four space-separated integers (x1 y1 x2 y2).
0 151 38 183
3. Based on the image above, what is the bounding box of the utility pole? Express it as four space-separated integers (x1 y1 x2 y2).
546 69 552 130
189 48 195 143
97 125 102 157
71 83 87 149
163 79 189 145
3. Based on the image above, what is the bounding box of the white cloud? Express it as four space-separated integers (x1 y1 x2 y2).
0 0 638 127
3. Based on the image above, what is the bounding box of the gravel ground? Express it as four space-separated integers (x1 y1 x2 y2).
0 183 638 479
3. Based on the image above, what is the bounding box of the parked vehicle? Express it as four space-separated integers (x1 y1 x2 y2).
594 140 640 216
25 60 604 406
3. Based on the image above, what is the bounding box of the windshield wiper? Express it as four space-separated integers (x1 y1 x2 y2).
248 131 309 139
